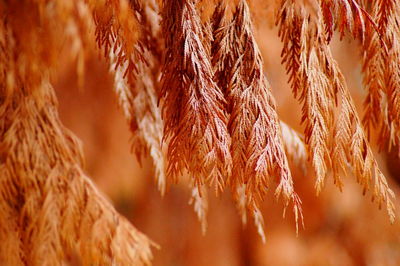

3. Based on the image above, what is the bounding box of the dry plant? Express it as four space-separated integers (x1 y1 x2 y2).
0 0 399 264
277 0 395 221
0 1 154 265
211 0 302 241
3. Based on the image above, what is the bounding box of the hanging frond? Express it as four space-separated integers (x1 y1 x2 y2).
108 0 166 194
0 80 155 265
88 0 145 82
320 0 377 42
160 0 232 193
0 4 156 264
361 1 400 152
384 6 400 152
278 0 396 222
278 1 334 193
280 121 308 173
189 184 209 235
211 0 302 239
361 21 387 141
211 1 237 96
0 0 398 261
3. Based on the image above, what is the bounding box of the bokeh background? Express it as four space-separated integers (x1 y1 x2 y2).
52 6 400 265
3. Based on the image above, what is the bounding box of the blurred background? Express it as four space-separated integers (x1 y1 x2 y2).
52 7 400 266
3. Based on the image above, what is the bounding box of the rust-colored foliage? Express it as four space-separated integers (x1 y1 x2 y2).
211 0 301 241
0 0 399 264
277 0 395 221
160 0 232 193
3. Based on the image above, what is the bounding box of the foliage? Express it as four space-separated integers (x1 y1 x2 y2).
0 0 399 264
